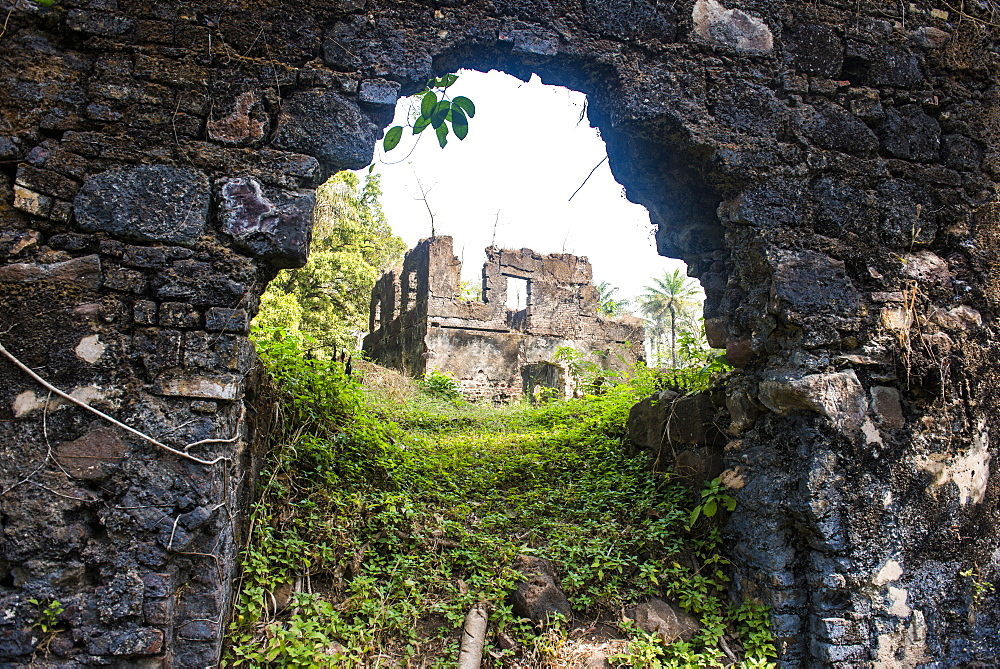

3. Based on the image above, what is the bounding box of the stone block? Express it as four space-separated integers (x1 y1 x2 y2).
12 185 53 217
783 23 843 77
153 374 240 401
769 249 861 324
89 628 164 656
358 78 401 106
205 307 250 333
207 91 266 146
74 166 210 245
97 571 145 623
869 45 923 87
796 100 878 157
15 164 79 200
217 177 315 268
626 598 700 643
810 640 868 663
159 302 201 328
143 599 172 625
123 245 167 269
0 628 34 657
941 134 983 171
66 9 134 36
759 369 869 435
142 572 173 598
104 266 147 294
510 556 571 627
54 427 127 480
133 328 184 374
0 254 102 289
870 386 904 429
692 0 772 51
152 259 248 308
815 617 869 644
271 89 379 171
666 394 726 446
178 619 219 641
879 105 940 162
133 300 158 325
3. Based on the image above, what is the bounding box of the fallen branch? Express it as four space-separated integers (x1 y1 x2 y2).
457 604 489 669
0 339 236 466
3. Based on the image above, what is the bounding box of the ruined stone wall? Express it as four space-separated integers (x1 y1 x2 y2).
363 236 644 401
0 0 999 664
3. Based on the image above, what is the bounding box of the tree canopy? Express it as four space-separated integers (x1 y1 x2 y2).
637 269 703 368
254 171 406 353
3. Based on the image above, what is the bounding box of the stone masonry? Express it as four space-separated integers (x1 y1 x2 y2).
362 236 645 401
1 0 999 665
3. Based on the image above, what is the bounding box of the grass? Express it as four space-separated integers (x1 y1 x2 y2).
224 330 776 667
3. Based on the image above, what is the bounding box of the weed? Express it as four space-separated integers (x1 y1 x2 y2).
28 598 63 655
225 327 773 666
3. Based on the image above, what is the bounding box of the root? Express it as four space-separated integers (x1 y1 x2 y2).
0 339 237 466
458 604 489 669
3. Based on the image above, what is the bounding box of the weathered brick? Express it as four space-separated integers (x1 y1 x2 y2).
204 307 250 333
159 302 201 328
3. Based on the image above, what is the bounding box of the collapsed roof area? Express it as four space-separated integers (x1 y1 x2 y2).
362 236 644 402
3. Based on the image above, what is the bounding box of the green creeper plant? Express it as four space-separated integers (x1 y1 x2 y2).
383 75 476 151
688 476 738 529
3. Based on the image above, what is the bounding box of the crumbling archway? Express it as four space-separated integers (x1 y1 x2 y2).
1 0 999 665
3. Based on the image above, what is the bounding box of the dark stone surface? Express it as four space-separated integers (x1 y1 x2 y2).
783 23 843 78
74 166 210 245
510 556 572 627
626 597 700 643
217 177 315 269
271 89 379 173
1 0 999 666
879 104 941 162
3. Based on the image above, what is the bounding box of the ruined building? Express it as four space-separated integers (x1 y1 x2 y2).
362 236 645 401
2 0 1000 664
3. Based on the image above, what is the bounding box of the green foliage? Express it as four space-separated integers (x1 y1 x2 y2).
28 598 63 635
419 369 463 402
960 565 996 612
255 170 405 354
596 281 631 317
384 75 477 152
638 269 703 369
227 330 773 666
688 476 738 529
458 279 483 302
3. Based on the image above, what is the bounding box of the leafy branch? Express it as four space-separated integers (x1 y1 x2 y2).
383 74 476 151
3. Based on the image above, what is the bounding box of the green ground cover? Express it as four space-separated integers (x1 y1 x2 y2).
224 331 776 668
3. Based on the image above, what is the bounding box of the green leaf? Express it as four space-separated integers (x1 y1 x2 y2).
421 91 438 118
724 495 737 511
413 116 431 134
451 108 469 139
430 102 450 129
452 96 476 118
382 126 403 152
688 506 701 526
438 73 459 88
703 498 718 518
435 123 449 148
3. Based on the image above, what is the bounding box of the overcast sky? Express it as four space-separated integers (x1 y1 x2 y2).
366 69 691 308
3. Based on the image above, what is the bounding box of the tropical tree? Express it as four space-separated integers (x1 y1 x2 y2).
637 269 702 368
255 170 406 354
596 281 631 317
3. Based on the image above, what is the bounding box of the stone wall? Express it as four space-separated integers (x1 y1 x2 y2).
0 0 998 664
363 236 645 401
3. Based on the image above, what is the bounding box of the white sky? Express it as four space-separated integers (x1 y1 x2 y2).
366 69 689 307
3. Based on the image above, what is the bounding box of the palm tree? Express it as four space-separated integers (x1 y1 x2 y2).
595 281 630 317
638 269 701 368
